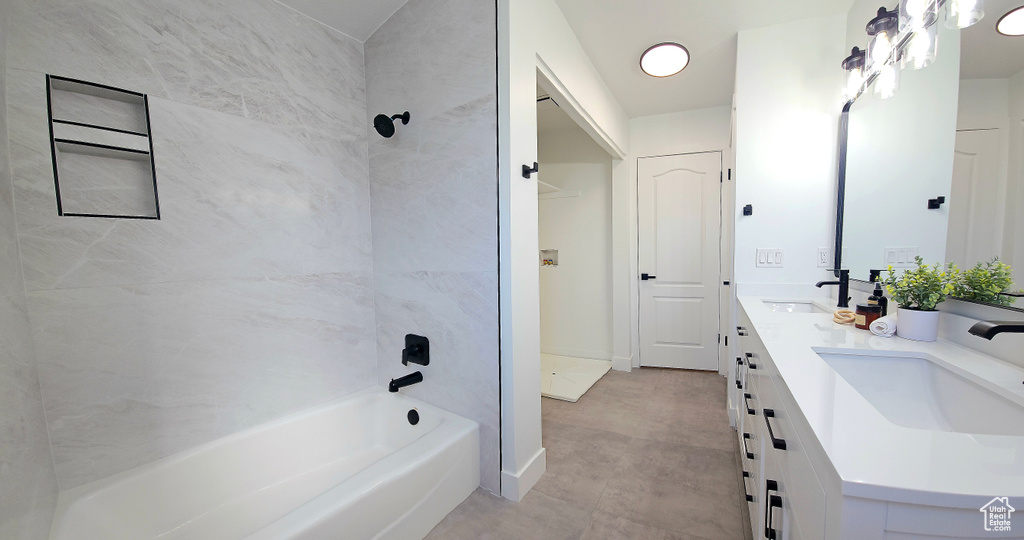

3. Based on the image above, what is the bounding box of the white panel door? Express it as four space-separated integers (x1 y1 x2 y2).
946 128 1006 266
638 152 722 370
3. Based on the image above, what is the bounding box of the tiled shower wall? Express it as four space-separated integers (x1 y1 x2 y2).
4 0 377 491
0 1 61 537
366 0 500 493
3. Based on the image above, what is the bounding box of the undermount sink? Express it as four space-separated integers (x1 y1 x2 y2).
817 350 1024 437
763 301 830 314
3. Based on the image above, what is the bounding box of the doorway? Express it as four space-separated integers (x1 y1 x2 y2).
637 152 723 370
536 91 614 401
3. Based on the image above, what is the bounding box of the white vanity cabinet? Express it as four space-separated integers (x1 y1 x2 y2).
733 297 1024 540
736 306 826 540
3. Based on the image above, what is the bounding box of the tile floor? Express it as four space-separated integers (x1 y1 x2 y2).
425 368 753 540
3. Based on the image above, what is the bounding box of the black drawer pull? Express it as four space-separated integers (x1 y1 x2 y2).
764 480 781 540
737 326 748 336
742 432 754 459
745 352 759 370
763 409 787 450
744 393 755 415
742 470 754 502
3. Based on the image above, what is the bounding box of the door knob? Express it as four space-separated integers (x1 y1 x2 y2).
641 274 657 281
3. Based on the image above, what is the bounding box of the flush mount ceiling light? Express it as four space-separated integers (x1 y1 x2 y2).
997 5 1024 35
640 42 690 77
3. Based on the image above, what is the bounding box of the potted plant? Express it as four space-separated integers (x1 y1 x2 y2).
951 257 1015 307
882 257 956 341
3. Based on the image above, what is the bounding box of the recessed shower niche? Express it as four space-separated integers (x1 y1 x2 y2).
46 75 160 219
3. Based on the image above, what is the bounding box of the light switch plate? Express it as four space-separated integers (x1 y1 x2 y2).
884 247 919 268
756 248 784 268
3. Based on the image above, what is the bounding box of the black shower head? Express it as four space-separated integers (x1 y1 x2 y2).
373 111 410 138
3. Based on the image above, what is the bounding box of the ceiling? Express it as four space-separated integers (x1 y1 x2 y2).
537 96 578 134
959 0 1024 79
553 0 857 118
275 0 409 42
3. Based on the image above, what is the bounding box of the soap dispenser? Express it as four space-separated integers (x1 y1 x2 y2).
868 278 888 316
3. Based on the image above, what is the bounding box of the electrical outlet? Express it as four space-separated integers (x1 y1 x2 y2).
817 248 830 267
756 249 784 268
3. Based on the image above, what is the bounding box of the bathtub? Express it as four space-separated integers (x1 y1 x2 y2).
48 388 479 540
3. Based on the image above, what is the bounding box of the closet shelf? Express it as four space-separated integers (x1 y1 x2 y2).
537 180 561 194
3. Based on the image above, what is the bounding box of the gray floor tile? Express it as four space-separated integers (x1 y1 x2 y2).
594 439 745 539
429 367 751 540
425 488 593 540
534 419 633 511
581 511 707 540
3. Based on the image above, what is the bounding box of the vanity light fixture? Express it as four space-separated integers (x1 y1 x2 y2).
842 47 867 102
997 5 1024 35
899 0 938 32
639 42 690 77
947 0 985 28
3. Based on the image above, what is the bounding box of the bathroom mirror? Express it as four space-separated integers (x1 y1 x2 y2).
839 0 1024 310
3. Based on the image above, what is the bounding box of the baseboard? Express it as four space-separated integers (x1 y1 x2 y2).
500 447 546 502
540 346 612 361
611 355 632 372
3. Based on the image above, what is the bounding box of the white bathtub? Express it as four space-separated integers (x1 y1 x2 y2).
48 388 479 540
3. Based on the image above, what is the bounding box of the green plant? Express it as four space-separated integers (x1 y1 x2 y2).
883 256 956 311
951 257 1014 306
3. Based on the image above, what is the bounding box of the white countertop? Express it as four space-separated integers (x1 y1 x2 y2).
739 295 1024 507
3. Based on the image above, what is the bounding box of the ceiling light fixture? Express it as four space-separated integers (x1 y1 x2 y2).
640 42 690 77
997 5 1024 35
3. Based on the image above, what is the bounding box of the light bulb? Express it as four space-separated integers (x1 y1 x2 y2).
903 25 938 70
845 67 864 102
874 63 900 99
900 0 938 31
868 30 894 73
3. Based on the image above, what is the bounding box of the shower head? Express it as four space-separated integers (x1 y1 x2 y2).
373 111 410 138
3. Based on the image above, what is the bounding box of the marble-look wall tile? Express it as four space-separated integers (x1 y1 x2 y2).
366 0 500 494
7 68 371 291
7 0 366 140
0 2 60 537
375 271 500 492
4 0 379 495
29 273 377 489
368 94 497 273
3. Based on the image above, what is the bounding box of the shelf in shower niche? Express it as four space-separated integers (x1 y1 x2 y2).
47 75 159 220
540 248 559 267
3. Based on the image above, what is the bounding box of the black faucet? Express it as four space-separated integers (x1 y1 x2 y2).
816 269 850 309
968 321 1024 340
388 371 423 392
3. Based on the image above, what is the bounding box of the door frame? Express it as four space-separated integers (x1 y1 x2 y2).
634 150 730 371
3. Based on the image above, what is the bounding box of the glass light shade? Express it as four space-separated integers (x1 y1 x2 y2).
845 67 865 102
640 43 690 77
873 62 901 99
899 0 938 31
997 6 1024 36
867 30 895 73
947 0 984 28
902 24 938 70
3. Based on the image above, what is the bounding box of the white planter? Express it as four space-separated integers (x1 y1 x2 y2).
896 308 939 342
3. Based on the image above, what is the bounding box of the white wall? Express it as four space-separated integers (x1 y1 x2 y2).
498 0 630 500
628 107 733 367
843 6 961 280
734 15 848 289
538 119 613 360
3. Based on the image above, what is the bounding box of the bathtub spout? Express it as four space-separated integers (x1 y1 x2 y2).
389 371 423 393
